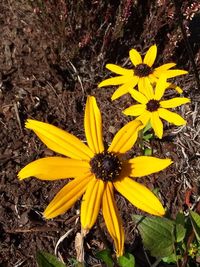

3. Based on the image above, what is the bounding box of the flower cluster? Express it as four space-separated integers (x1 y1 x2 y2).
18 44 190 258
99 44 190 138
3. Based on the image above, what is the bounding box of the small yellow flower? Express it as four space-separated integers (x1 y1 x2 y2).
18 96 172 256
98 44 188 100
123 77 190 139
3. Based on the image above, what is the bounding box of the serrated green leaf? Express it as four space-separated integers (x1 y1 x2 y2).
132 215 175 258
96 249 113 267
36 251 66 267
189 211 200 242
190 211 200 227
175 223 186 242
118 253 135 267
162 253 177 263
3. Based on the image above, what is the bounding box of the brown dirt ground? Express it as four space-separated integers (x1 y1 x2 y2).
0 0 200 266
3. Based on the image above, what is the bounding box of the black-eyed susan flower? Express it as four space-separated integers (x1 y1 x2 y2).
18 96 172 256
98 44 188 100
123 77 190 139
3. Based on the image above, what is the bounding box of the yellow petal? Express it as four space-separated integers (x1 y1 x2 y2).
18 157 90 180
123 104 146 116
114 177 165 216
143 44 157 67
154 76 169 100
137 110 151 126
106 64 133 76
129 88 148 104
84 96 104 154
102 182 124 257
126 156 172 177
166 83 183 94
149 73 158 84
164 69 188 79
129 48 142 66
108 120 142 154
138 78 154 100
153 63 177 77
44 174 93 219
81 178 105 229
158 108 186 125
25 120 93 160
160 97 190 108
111 82 136 101
98 76 128 87
150 112 163 139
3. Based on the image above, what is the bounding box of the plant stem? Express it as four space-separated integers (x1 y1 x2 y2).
151 258 161 267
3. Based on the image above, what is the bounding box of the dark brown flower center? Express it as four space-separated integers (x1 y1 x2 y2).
90 151 122 181
134 63 153 77
146 99 160 112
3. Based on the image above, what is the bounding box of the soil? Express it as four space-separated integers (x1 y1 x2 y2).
0 1 200 266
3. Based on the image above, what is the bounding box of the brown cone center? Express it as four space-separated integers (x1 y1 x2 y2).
134 63 153 77
146 99 160 112
90 151 122 181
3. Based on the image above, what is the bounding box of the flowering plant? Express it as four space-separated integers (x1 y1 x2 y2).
18 96 172 256
98 44 187 100
123 76 190 138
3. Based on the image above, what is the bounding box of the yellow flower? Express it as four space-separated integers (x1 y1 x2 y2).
98 44 188 100
123 77 190 139
18 96 172 257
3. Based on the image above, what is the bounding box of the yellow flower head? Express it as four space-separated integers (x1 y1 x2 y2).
123 77 191 139
98 44 188 100
18 96 172 257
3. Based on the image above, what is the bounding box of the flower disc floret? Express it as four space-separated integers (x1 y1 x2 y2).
146 99 160 112
134 63 153 77
90 151 122 181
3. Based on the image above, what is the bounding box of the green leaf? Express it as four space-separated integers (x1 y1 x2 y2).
189 211 200 242
162 253 177 263
132 215 175 258
118 253 135 267
36 251 66 267
143 134 153 141
175 223 186 243
142 122 152 134
96 249 113 267
144 148 152 156
175 212 185 226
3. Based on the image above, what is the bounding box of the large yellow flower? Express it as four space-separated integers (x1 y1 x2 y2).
98 44 188 100
123 77 190 139
18 96 172 257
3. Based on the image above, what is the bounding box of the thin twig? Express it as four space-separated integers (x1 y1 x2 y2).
68 61 85 98
14 102 23 134
151 258 162 267
143 248 153 267
5 226 59 233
